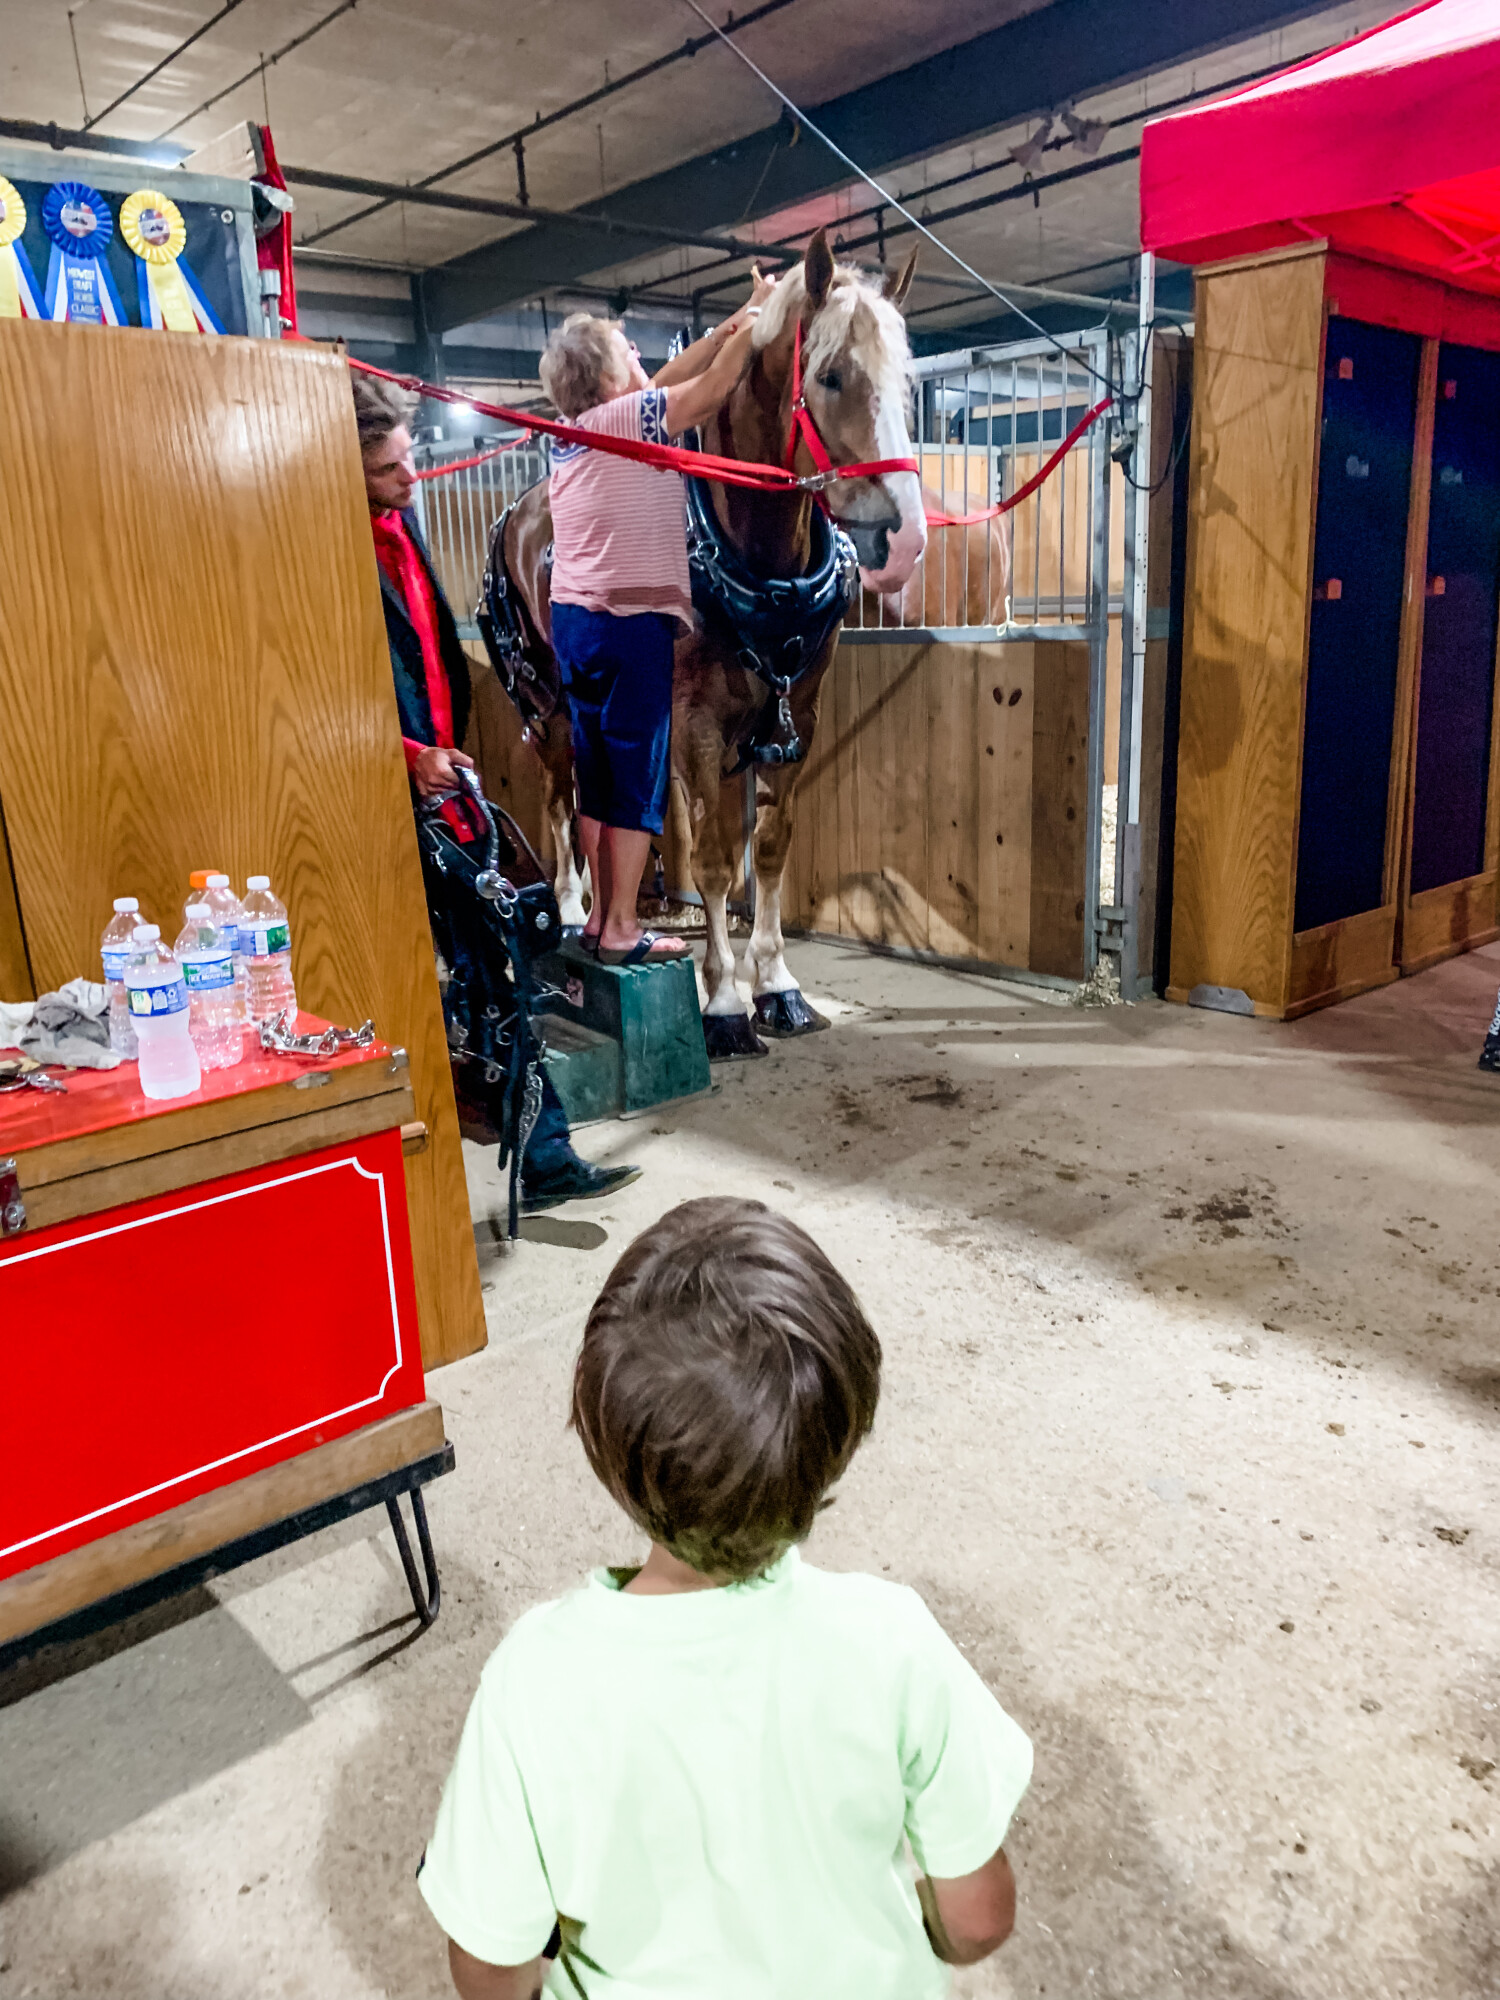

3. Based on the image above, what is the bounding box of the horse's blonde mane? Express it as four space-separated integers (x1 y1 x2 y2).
752 261 912 407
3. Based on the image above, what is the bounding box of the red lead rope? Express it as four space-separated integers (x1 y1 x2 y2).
347 351 1110 531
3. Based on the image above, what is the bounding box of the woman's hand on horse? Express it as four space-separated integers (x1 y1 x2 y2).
412 745 475 798
724 267 777 336
663 319 758 436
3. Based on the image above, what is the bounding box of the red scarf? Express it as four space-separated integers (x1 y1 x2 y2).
372 509 477 842
371 509 455 745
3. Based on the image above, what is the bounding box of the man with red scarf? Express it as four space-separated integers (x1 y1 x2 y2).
354 372 637 1212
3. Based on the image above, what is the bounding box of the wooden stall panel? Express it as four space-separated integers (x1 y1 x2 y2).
1168 245 1327 1014
781 639 1080 977
0 319 483 1367
1028 644 1091 978
1400 340 1500 968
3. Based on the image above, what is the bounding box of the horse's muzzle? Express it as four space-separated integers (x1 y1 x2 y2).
841 517 901 576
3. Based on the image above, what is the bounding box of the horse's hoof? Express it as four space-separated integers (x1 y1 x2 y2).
703 1011 769 1061
753 989 830 1037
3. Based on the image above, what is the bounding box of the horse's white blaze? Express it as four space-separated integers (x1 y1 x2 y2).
747 882 797 996
701 888 745 1014
860 396 926 593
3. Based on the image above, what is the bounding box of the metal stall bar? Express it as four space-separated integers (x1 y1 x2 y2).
1109 253 1155 998
1082 365 1114 982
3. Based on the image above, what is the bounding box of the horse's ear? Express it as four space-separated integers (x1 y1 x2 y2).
884 248 918 308
804 228 834 311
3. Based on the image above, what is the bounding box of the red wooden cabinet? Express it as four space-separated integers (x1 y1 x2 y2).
0 1029 447 1649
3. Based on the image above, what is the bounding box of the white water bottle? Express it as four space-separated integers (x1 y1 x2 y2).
202 873 248 1022
239 875 297 1026
101 897 144 1058
174 905 245 1072
125 924 201 1100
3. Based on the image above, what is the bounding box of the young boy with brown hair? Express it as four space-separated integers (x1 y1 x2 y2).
418 1198 1032 1997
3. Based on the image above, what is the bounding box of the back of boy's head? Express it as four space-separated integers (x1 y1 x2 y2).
571 1198 882 1584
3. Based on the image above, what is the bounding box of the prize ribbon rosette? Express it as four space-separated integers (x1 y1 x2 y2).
0 177 43 318
120 190 223 333
41 180 126 324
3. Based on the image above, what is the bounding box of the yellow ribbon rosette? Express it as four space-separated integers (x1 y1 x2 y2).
0 176 42 319
120 189 215 333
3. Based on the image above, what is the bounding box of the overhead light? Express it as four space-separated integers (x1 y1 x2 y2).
1061 107 1108 156
452 400 474 419
1008 117 1053 172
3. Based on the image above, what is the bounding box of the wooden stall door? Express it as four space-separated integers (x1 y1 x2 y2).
1399 340 1500 972
781 638 1089 978
1168 244 1326 1014
1285 316 1426 1012
0 318 483 1368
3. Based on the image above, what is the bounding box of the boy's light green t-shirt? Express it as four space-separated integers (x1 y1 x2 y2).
418 1549 1033 1999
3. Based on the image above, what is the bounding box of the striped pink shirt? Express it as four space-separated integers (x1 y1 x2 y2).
548 388 693 633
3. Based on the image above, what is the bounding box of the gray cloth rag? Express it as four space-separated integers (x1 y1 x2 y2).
17 978 122 1070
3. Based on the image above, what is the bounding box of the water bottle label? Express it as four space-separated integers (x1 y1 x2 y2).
102 947 130 980
243 922 290 958
183 953 235 992
128 975 188 1018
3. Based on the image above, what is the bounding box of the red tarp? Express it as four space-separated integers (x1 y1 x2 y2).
1140 0 1500 296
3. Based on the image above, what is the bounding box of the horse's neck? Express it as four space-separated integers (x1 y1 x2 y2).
704 349 811 578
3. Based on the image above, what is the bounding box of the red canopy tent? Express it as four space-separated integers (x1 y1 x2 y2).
1140 0 1500 301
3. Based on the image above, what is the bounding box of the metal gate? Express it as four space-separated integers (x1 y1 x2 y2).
410 434 549 639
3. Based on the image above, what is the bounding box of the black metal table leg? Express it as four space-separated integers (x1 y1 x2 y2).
386 1486 441 1626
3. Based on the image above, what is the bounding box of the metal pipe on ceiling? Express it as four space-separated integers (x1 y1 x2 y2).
0 114 188 164
299 0 805 249
157 0 361 141
82 0 247 132
282 164 791 264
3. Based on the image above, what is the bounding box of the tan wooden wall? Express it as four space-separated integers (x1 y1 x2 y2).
0 319 484 1369
1168 244 1327 1011
781 638 1091 978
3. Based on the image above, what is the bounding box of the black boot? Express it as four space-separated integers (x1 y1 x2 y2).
520 1156 642 1213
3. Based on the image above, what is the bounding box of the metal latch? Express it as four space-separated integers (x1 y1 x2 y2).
0 1157 25 1238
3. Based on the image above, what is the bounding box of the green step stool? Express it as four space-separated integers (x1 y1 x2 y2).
538 939 711 1126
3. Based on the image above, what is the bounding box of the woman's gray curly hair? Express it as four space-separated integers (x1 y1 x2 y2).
540 313 627 418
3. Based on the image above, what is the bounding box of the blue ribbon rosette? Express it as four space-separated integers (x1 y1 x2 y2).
41 181 126 325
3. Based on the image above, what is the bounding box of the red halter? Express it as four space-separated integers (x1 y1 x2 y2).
784 315 919 490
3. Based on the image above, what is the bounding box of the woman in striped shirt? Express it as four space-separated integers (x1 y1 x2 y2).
540 277 773 965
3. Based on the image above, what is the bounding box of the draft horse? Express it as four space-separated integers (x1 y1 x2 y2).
479 229 926 1056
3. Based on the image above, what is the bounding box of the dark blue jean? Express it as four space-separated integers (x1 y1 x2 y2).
523 1068 574 1177
551 602 675 835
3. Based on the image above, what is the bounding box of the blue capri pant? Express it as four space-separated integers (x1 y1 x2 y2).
550 603 675 837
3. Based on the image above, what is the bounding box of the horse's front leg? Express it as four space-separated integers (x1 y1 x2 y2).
681 732 766 1060
746 763 829 1037
537 727 588 928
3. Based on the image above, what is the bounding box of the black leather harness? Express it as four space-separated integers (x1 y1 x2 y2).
684 475 857 772
477 468 856 771
476 504 563 740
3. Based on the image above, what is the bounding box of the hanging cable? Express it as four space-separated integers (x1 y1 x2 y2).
676 0 1122 398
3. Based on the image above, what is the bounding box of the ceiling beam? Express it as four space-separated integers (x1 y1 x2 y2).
283 165 789 263
420 0 1336 333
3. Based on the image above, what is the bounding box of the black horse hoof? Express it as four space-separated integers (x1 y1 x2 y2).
753 989 830 1037
703 1011 769 1061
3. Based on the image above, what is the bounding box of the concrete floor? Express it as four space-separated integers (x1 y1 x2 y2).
2 938 1498 1999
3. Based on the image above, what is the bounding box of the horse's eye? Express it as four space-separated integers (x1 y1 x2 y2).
817 370 842 394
